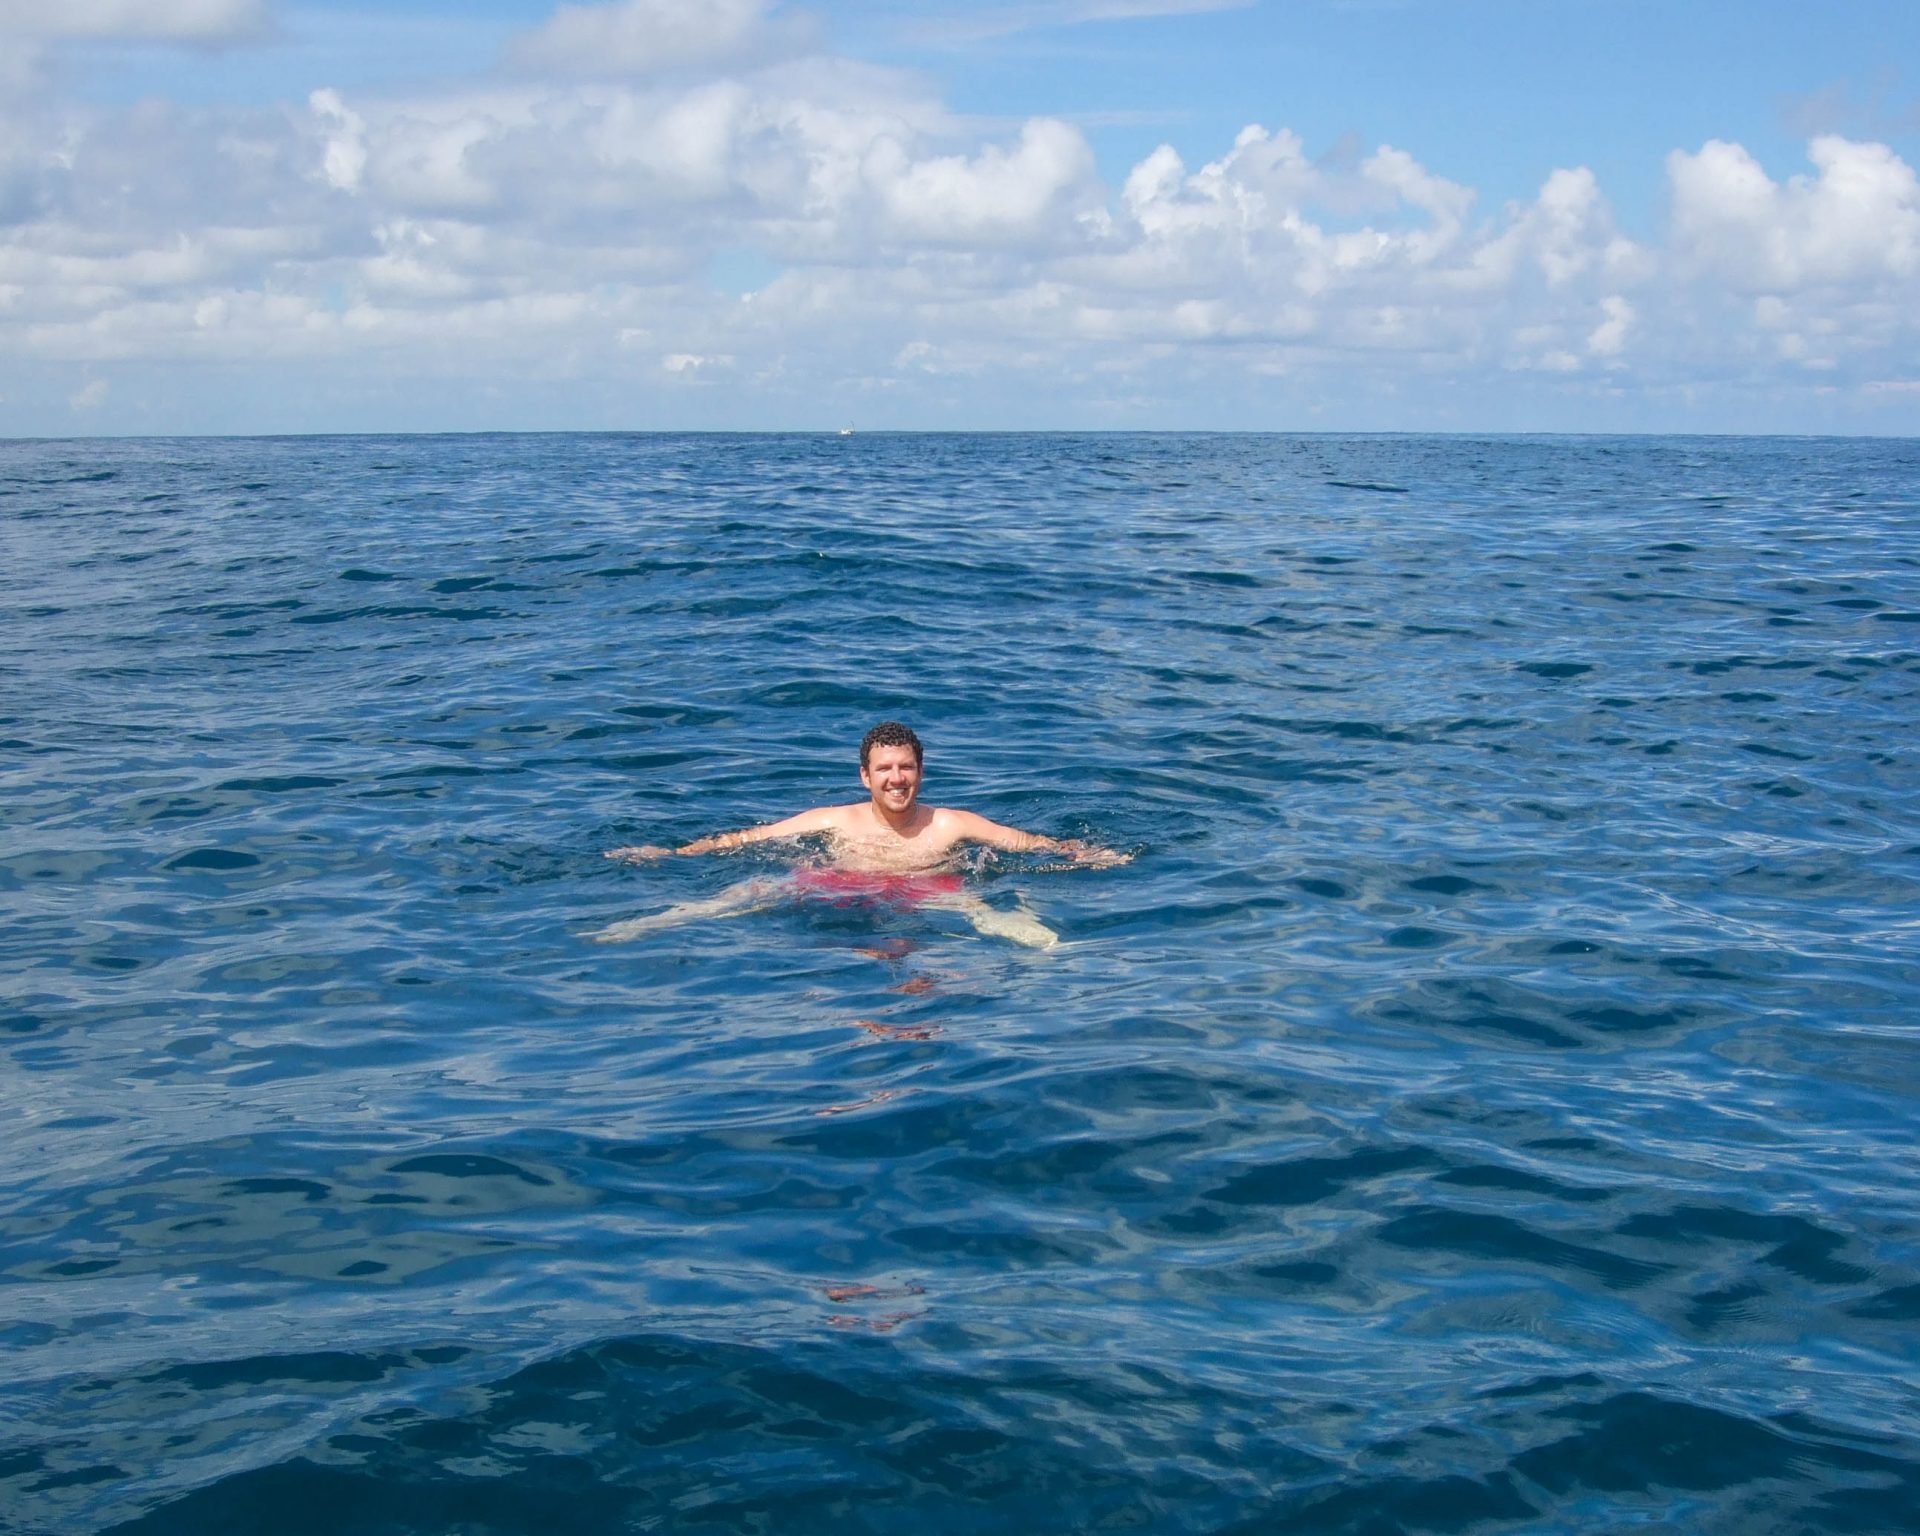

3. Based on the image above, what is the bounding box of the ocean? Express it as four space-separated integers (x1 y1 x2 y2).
4 431 1917 1534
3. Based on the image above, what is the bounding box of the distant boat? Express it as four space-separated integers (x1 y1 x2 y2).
837 424 855 436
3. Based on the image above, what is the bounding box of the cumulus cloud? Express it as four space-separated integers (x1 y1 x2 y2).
1668 134 1920 291
1110 124 1485 293
310 89 366 193
1078 122 1649 379
1588 295 1633 358
1467 166 1648 292
866 118 1099 245
1 6 1918 431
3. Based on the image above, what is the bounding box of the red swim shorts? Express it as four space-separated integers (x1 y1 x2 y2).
793 868 964 906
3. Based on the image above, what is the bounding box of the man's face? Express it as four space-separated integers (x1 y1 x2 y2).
860 743 923 815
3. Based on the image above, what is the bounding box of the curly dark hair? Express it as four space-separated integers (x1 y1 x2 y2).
860 721 923 768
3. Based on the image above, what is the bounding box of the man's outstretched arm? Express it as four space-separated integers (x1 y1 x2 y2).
608 806 841 862
941 810 1131 867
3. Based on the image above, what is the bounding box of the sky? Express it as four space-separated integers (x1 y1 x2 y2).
2 0 1918 436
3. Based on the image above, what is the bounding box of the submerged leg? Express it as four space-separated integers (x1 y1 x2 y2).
588 877 788 943
925 893 1058 950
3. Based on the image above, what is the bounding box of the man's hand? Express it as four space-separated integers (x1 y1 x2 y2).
1056 838 1132 868
606 845 674 862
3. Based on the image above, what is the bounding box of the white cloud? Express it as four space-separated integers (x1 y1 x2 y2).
1088 123 1621 370
310 89 365 193
1462 167 1647 295
376 116 500 212
1588 294 1632 357
865 117 1099 245
1 10 1918 432
1668 134 1920 291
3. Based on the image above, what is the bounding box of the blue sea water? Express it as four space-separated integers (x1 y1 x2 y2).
3 431 1918 1535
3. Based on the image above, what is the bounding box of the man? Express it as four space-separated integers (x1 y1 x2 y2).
596 721 1126 947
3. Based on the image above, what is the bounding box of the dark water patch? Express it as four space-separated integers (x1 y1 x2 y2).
1245 1258 1339 1286
1274 716 1411 742
930 1131 1191 1198
1087 893 1298 935
887 1221 1104 1265
224 1177 331 1201
1510 1390 1906 1500
1846 1283 1920 1320
684 591 802 617
1380 924 1455 949
290 604 506 625
96 1332 1332 1536
1216 1472 1538 1534
1377 1206 1667 1289
1685 1281 1770 1332
1440 716 1522 732
1179 568 1264 588
611 700 731 724
145 1349 413 1391
175 597 306 621
1616 1206 1871 1285
161 847 262 872
586 558 712 580
1203 1146 1439 1209
1365 979 1584 1051
594 747 708 770
1738 739 1813 761
1566 1001 1699 1035
46 1257 121 1276
214 775 345 793
387 1154 552 1186
747 680 898 710
376 762 489 782
1434 1164 1614 1204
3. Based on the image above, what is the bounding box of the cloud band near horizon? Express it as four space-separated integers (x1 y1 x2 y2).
3 0 1917 434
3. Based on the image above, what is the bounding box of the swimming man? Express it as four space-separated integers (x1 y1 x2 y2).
596 721 1126 947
